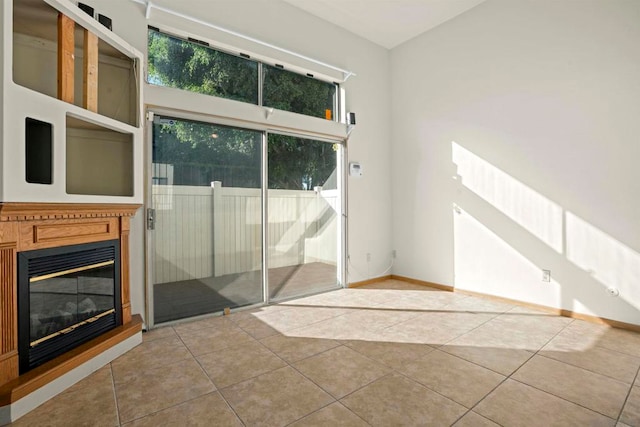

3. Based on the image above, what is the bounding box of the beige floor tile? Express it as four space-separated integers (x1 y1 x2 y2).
227 304 294 325
15 280 640 426
111 336 193 385
596 327 640 358
504 305 558 316
221 366 333 426
178 324 255 356
376 324 467 346
293 345 390 398
512 355 630 418
453 411 500 427
444 313 562 352
11 368 118 427
344 339 433 368
115 357 215 423
620 385 640 426
379 293 454 311
442 295 515 314
493 306 573 335
547 319 609 347
560 319 610 335
286 288 386 308
285 315 388 341
475 379 615 426
347 288 419 306
442 345 533 377
558 320 640 359
260 334 340 363
541 331 640 383
250 306 350 333
382 311 494 346
197 340 287 388
237 317 281 339
399 349 505 407
142 325 177 342
341 373 467 426
60 365 113 395
359 279 434 291
122 392 242 427
173 314 234 335
442 325 538 375
289 402 369 426
339 308 421 330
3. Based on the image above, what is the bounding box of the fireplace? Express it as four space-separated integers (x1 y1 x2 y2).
0 203 142 425
18 240 122 373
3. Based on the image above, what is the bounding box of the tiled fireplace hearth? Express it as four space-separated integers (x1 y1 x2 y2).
0 203 142 424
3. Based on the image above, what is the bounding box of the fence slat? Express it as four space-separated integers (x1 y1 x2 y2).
151 185 337 283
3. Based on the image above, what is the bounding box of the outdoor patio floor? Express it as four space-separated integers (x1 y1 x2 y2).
154 262 338 323
9 279 640 426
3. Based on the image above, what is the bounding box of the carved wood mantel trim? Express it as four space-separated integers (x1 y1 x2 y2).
0 203 140 222
0 203 141 388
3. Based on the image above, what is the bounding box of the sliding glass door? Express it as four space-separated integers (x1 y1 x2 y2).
150 116 263 324
147 115 343 325
267 133 341 301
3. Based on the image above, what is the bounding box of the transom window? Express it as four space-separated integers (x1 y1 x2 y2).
147 28 338 121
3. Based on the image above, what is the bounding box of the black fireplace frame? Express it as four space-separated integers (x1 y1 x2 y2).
18 239 122 373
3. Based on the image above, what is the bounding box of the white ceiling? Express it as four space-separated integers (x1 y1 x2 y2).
283 0 486 49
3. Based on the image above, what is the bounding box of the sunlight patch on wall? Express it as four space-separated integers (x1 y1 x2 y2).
452 142 563 253
566 212 640 309
453 205 561 308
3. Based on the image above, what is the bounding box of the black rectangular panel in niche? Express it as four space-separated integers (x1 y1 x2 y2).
25 117 53 184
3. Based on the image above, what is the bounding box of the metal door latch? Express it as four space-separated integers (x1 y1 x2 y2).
147 208 156 230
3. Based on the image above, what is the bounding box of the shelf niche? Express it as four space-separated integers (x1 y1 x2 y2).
12 0 138 127
66 115 133 197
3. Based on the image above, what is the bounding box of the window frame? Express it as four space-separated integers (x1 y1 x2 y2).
146 27 341 123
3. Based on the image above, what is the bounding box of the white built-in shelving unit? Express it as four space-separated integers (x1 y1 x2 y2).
2 0 143 203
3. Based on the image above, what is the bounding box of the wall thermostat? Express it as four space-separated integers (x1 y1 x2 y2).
349 162 363 177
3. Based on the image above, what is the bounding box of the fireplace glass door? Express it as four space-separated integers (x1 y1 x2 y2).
18 240 121 372
29 261 116 347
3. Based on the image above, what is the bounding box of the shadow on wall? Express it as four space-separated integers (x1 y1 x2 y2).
451 141 640 324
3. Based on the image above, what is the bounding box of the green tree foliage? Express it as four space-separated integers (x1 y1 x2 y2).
268 134 337 190
148 30 258 104
262 65 335 119
153 119 261 188
148 30 338 190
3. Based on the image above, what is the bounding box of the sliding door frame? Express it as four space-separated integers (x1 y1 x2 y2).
144 107 346 328
265 130 346 303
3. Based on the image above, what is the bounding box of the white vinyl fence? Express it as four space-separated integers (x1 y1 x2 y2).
152 182 338 284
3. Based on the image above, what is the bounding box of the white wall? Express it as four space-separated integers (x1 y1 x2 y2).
391 0 640 324
0 2 4 195
91 0 392 322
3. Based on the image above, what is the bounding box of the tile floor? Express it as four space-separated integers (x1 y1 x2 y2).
9 279 640 426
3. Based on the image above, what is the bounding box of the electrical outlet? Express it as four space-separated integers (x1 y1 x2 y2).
366 253 371 262
607 287 620 297
392 250 397 259
542 269 551 282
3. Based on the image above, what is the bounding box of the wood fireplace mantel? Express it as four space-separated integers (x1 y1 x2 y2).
0 202 141 388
